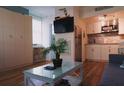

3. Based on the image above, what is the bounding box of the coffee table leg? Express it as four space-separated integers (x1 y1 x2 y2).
24 75 28 86
80 66 83 81
49 81 55 86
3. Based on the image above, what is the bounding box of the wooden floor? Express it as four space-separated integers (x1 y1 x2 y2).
83 61 106 86
0 61 107 86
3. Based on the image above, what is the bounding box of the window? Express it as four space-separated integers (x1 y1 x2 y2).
32 18 42 45
32 17 54 48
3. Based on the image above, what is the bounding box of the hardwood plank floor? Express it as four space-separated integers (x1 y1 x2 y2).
0 61 107 86
83 61 107 86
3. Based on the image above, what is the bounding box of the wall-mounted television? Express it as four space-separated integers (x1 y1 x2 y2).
54 17 74 33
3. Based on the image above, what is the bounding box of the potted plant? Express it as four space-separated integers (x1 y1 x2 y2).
43 38 68 68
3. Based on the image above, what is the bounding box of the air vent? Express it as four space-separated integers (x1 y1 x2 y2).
95 6 114 11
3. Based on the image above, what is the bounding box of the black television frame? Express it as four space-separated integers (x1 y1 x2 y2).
53 17 74 34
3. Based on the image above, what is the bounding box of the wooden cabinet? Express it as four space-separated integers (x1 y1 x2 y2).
86 45 101 61
92 45 101 60
0 25 4 70
109 45 119 54
24 16 33 64
94 22 101 34
0 8 33 71
4 10 17 68
86 44 119 62
0 10 4 70
101 45 110 61
86 45 93 60
101 45 119 61
86 22 101 34
15 13 25 66
119 18 124 34
86 23 94 34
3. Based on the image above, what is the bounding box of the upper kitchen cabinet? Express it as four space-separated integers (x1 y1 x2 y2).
94 21 102 34
119 18 124 35
86 21 101 34
86 23 94 34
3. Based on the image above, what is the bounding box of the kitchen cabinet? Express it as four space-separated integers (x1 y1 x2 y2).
86 44 119 62
86 21 101 34
101 45 110 61
94 22 101 34
101 45 119 61
109 45 119 54
92 45 101 60
86 45 101 61
86 45 93 60
119 18 124 34
86 23 94 34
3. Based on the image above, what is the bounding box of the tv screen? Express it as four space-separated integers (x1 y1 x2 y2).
54 17 74 33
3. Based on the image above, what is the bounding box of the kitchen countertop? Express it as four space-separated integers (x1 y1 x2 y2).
86 43 119 45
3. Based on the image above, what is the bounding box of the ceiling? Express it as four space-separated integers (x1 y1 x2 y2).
23 6 55 18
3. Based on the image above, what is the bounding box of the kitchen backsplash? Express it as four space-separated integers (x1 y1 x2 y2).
88 35 124 44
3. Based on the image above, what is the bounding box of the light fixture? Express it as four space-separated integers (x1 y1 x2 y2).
99 14 118 26
99 15 107 26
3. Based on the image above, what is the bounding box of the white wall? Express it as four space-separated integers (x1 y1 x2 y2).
55 33 75 62
80 6 124 18
55 6 74 17
54 6 75 62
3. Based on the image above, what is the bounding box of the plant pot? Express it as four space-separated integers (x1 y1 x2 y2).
52 59 62 68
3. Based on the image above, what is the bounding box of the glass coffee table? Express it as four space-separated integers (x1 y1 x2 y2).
23 62 83 86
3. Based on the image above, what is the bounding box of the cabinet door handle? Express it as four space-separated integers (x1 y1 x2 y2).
20 35 23 39
9 34 13 38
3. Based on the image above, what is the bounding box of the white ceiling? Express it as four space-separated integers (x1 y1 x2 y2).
23 6 55 18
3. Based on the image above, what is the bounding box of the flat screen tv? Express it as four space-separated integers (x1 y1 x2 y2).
54 17 74 33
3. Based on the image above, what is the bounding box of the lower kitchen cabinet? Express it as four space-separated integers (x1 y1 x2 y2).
100 45 109 61
86 45 93 60
86 44 119 62
92 45 101 60
86 45 101 61
101 45 119 61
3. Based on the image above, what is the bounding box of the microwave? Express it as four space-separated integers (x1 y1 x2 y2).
101 25 118 33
